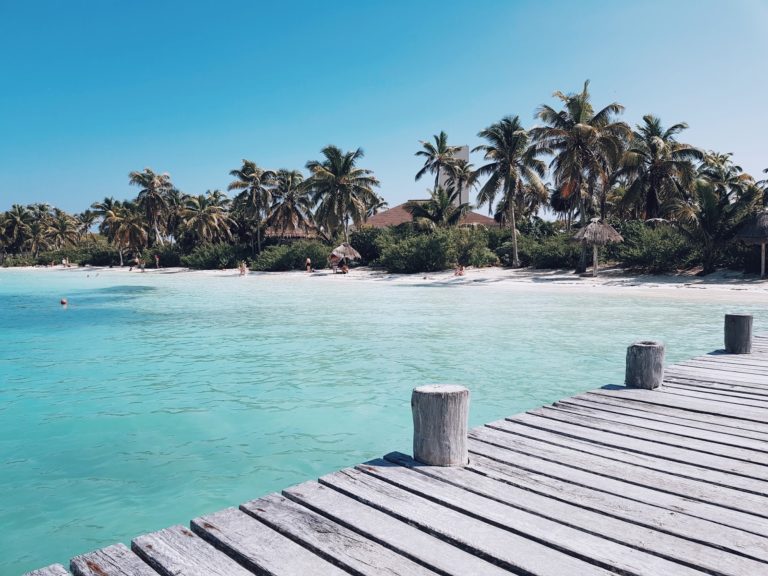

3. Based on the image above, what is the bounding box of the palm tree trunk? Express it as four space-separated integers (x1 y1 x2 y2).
434 167 440 192
762 243 765 279
509 204 519 268
257 225 262 253
593 244 598 277
576 197 588 274
344 215 350 243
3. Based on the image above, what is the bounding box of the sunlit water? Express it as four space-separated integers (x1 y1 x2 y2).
1 267 766 574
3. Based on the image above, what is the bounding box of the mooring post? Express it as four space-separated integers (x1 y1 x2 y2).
625 340 665 389
724 313 753 354
412 384 469 466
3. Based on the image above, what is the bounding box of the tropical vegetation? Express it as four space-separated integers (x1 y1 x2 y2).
2 82 767 276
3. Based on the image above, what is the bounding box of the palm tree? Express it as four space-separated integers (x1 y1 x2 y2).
365 194 389 218
180 190 235 244
621 115 702 219
111 204 148 264
305 145 380 242
129 168 173 246
2 204 32 253
531 80 630 271
445 159 478 204
474 115 547 267
268 169 313 240
405 186 470 229
47 209 80 250
228 160 275 253
76 209 98 242
415 131 462 190
672 153 760 274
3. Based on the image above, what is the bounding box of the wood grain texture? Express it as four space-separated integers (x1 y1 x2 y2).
283 480 512 576
191 506 348 576
70 544 157 576
132 525 252 576
725 313 753 354
625 340 665 389
412 384 469 466
241 492 439 576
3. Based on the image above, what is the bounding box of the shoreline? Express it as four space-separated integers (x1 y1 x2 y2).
4 264 768 302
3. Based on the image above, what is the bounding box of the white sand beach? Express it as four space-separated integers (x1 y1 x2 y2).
11 264 768 303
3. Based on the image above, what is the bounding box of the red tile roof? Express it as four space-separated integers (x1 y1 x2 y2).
364 202 497 228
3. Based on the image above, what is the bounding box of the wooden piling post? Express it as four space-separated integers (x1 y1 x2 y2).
411 384 469 466
625 341 665 390
725 313 752 354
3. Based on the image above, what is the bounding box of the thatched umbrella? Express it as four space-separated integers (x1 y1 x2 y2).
572 218 624 277
330 242 361 263
736 211 768 278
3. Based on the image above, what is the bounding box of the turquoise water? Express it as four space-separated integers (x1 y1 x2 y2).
1 268 766 574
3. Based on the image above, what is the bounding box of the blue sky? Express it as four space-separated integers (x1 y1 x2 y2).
1 0 767 213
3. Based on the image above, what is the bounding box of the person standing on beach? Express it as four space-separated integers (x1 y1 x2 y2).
155 254 160 268
306 257 312 272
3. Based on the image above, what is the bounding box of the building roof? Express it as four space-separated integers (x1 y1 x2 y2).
364 202 497 229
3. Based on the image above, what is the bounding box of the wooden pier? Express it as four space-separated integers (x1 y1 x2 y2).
28 325 768 576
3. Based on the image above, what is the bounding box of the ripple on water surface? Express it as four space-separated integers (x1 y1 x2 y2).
1 268 766 574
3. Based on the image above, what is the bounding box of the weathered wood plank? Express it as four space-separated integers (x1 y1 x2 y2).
132 525 252 576
534 405 768 461
507 412 768 483
665 381 768 402
453 446 768 562
555 397 768 446
357 459 710 576
241 493 439 576
664 377 768 397
589 388 768 424
70 544 156 576
319 467 615 576
584 390 768 435
471 423 768 515
665 365 768 386
191 506 349 576
384 451 768 572
283 480 512 576
24 565 69 576
567 394 768 440
679 359 768 377
662 385 768 408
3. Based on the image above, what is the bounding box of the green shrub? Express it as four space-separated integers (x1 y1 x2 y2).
722 239 761 274
181 243 245 269
350 227 384 265
251 240 330 271
1 254 37 267
378 231 457 273
453 228 499 267
614 221 696 273
147 245 183 268
526 234 581 269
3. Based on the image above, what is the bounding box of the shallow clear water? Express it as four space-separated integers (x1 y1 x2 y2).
1 268 766 574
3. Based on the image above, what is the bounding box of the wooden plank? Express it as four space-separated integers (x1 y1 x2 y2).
558 395 768 442
24 565 69 576
241 493 439 576
661 386 768 409
472 423 768 514
664 377 768 396
454 445 768 562
664 365 768 387
319 467 615 576
507 412 768 483
70 544 156 576
191 507 348 576
584 390 768 438
132 525 252 576
383 451 768 573
283 480 512 576
534 405 768 461
665 381 768 401
679 359 768 377
357 459 710 576
588 388 768 425
688 355 768 369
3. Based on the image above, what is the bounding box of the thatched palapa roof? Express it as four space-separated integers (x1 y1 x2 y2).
331 243 361 260
573 218 623 246
736 212 768 245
